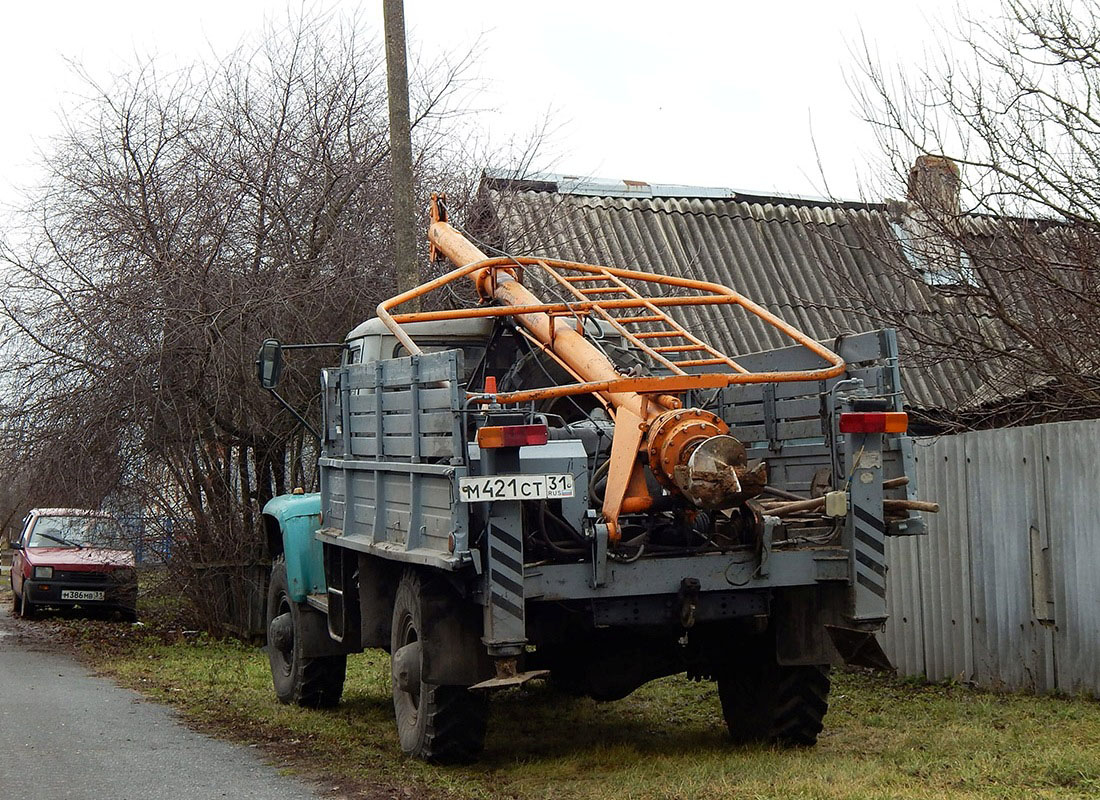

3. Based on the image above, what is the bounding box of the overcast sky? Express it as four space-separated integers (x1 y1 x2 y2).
0 0 999 218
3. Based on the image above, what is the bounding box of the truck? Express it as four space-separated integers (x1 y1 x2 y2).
256 195 929 763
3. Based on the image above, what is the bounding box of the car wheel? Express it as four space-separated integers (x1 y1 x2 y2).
266 557 345 708
390 568 488 763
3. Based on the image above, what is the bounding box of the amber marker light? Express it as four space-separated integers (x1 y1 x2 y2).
476 424 549 449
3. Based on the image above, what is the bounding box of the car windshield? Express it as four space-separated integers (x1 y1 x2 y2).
27 516 129 550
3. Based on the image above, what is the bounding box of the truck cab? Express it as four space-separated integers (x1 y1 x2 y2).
341 317 494 375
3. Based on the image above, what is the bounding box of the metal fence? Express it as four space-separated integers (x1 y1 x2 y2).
880 420 1100 696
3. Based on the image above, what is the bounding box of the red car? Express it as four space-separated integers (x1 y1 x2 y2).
9 508 138 621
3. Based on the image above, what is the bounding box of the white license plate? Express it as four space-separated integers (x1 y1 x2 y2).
61 590 105 602
459 473 575 502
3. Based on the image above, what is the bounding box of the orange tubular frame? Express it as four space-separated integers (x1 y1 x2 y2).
377 257 847 403
375 195 848 543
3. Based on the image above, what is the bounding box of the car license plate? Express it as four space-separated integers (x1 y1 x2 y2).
61 590 105 602
459 473 575 502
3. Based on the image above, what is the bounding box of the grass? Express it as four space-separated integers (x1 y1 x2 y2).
25 608 1100 800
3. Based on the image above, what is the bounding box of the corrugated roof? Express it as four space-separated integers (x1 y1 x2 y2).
472 172 1004 413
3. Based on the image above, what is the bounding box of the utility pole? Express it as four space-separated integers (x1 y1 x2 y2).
383 0 419 302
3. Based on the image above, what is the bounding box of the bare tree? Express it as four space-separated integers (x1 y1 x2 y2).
843 0 1100 429
0 8 479 634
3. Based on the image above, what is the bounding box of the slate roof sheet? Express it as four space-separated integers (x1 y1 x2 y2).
472 171 997 412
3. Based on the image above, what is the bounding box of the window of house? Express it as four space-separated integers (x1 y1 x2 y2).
890 220 978 288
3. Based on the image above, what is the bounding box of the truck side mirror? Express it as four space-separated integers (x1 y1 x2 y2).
8 537 22 550
257 338 284 390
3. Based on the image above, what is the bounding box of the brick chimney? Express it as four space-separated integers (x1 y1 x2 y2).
907 155 961 217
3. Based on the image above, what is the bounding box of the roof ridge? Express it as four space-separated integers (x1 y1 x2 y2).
482 168 886 212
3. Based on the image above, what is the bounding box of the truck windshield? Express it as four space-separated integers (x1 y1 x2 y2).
29 516 129 550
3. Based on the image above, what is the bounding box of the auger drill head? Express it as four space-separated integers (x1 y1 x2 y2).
672 434 767 510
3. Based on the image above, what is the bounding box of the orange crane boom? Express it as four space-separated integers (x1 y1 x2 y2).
375 195 847 543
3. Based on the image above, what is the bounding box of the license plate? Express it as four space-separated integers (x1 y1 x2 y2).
61 590 105 602
459 473 575 502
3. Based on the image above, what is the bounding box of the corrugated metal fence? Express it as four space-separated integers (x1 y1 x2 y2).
880 420 1100 696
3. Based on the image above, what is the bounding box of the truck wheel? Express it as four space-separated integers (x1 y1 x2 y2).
266 557 346 708
717 655 830 747
390 569 488 763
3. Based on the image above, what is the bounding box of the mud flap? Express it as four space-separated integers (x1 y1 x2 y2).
297 604 353 658
420 581 493 685
826 624 893 670
774 585 843 666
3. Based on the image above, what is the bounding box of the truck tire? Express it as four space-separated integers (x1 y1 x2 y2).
717 654 830 747
266 557 346 708
390 569 488 763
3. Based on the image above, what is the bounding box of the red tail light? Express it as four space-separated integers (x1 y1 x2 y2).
477 424 549 448
839 412 908 434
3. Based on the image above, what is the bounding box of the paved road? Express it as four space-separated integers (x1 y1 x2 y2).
0 604 324 799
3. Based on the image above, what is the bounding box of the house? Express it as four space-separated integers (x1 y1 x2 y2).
467 158 1089 433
